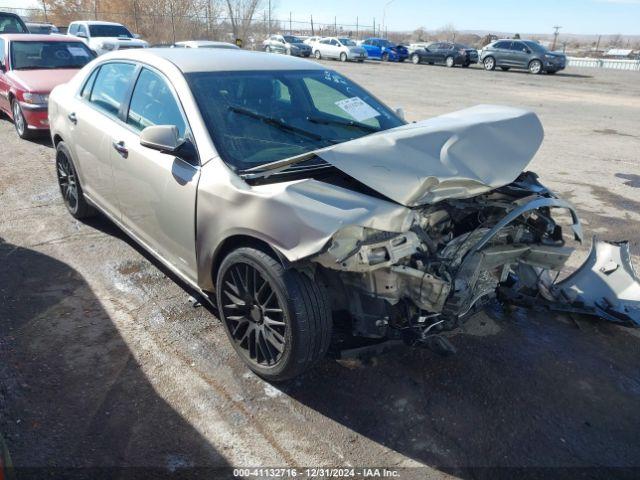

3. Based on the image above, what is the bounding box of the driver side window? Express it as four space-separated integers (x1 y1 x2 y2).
127 68 187 138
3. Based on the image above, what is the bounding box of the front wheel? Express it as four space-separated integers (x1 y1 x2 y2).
56 141 96 219
314 50 321 60
216 247 332 381
483 56 496 71
411 53 421 65
339 52 347 62
445 56 455 68
529 59 543 74
381 52 389 62
12 99 33 140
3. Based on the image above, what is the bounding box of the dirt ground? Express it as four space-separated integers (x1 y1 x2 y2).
1 60 639 479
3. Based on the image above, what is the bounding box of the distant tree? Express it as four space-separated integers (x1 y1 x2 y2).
437 22 456 42
513 33 520 39
412 26 427 42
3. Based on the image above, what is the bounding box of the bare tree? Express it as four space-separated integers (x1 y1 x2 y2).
224 0 262 42
437 22 457 42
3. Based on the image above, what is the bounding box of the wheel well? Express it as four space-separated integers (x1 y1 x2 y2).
53 134 63 147
211 235 286 287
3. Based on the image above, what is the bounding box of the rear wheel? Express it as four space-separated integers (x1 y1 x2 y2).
547 70 557 75
500 66 510 71
483 56 496 71
445 56 455 68
11 99 33 140
529 59 543 74
339 52 347 62
411 53 421 65
56 141 96 219
314 50 321 60
216 247 332 381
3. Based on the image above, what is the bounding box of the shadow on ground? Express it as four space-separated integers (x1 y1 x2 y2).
0 238 229 479
284 305 640 478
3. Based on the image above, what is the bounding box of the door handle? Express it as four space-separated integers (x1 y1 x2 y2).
112 141 128 158
68 112 77 124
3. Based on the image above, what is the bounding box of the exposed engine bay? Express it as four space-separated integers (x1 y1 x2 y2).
310 171 639 349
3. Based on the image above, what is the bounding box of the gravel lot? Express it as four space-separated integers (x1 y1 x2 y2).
1 60 639 479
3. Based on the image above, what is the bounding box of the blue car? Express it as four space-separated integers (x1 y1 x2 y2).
359 38 408 62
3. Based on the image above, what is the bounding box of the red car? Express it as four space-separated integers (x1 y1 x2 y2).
0 34 95 139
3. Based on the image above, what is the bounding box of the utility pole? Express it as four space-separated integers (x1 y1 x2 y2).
268 0 271 35
334 16 337 36
132 0 139 34
94 0 98 20
595 34 601 53
289 11 292 34
356 16 358 40
552 25 562 51
373 17 375 37
382 0 396 37
310 15 314 36
42 0 48 23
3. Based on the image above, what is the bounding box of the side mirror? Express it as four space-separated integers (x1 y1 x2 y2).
394 107 405 121
524 48 531 53
140 125 180 153
140 125 197 164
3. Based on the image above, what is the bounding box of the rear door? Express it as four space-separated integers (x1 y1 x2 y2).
491 41 512 66
110 66 200 279
510 41 530 68
71 61 137 218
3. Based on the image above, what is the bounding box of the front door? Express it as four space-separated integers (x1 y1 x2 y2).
110 67 200 279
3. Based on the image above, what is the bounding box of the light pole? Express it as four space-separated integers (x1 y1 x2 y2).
382 0 396 37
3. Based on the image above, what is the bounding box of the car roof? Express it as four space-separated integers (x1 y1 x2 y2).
0 33 83 42
105 48 326 73
175 40 238 48
70 20 124 26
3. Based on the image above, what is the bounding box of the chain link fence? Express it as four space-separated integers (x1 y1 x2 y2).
2 5 382 48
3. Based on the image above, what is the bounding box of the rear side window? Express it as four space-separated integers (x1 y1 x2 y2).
0 15 27 34
127 68 186 138
89 62 136 116
494 41 510 49
68 23 78 35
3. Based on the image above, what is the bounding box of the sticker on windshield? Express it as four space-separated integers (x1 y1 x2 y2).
67 47 89 57
335 97 380 122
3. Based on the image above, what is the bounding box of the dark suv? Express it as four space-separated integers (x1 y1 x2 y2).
0 12 28 34
480 39 566 74
411 42 478 67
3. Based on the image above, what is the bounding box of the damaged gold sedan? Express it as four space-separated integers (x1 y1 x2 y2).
49 49 640 380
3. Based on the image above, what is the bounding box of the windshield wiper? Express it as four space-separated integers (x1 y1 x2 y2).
307 115 378 133
229 105 327 143
238 150 332 179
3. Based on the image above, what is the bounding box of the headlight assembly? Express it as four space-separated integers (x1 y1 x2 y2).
22 92 49 105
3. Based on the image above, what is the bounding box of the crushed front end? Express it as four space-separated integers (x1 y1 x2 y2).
311 171 639 349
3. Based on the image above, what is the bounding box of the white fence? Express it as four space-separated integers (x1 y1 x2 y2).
567 56 640 71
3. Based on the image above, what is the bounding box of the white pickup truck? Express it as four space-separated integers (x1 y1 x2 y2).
67 20 148 55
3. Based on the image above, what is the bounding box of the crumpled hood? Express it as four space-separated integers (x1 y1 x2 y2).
316 105 544 207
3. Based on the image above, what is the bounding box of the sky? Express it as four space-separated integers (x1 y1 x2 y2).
271 0 640 35
4 0 640 35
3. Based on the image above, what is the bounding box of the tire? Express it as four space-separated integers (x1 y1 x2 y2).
11 99 34 140
462 62 470 68
357 59 364 63
381 52 389 62
56 141 96 219
547 70 557 75
428 62 434 65
340 52 347 62
529 59 543 74
411 53 420 65
399 58 405 62
445 56 455 68
216 247 332 381
314 50 321 60
500 67 510 71
483 56 496 71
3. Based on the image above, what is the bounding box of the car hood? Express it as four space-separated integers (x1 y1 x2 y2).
7 69 80 93
90 37 147 46
314 105 544 207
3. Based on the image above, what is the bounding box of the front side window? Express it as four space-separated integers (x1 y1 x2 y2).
10 41 94 70
523 41 547 53
283 36 302 44
88 24 132 38
89 62 136 116
339 38 356 46
0 15 27 34
187 69 404 170
127 68 186 138
78 24 88 36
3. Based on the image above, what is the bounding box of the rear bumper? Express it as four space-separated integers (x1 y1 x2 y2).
20 103 49 130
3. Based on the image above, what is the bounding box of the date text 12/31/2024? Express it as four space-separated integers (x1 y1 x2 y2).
233 468 401 478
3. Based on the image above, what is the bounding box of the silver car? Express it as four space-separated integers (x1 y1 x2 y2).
49 49 640 380
313 37 367 62
262 34 311 57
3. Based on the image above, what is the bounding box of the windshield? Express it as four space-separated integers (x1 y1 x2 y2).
0 15 27 33
523 41 547 53
339 38 356 46
88 24 132 38
187 69 404 170
283 36 303 44
10 41 94 70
